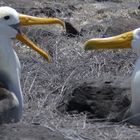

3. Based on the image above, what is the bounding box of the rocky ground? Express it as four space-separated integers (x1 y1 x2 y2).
1 0 140 139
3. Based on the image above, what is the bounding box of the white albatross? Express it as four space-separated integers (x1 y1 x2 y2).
0 6 65 124
84 28 140 125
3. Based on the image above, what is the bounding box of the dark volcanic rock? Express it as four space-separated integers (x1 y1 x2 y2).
65 21 81 37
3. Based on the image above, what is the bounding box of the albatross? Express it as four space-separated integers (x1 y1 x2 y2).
84 28 140 125
0 6 66 124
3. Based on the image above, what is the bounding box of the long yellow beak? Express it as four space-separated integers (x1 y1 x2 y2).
84 31 133 50
16 14 65 62
19 14 65 27
16 34 50 62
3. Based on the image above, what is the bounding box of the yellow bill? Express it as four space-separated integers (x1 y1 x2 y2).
84 31 134 50
16 33 51 62
16 14 66 62
19 14 65 28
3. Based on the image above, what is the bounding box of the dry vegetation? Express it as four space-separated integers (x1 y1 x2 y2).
1 0 140 139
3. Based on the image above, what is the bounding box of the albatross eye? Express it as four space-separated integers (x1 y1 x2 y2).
4 16 10 20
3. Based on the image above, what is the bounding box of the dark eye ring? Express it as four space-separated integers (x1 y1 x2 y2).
4 16 10 20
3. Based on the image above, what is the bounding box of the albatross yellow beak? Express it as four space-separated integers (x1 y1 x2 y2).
16 34 50 61
19 14 65 27
16 14 65 62
84 31 133 50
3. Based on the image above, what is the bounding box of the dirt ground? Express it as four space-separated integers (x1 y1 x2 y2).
1 0 140 140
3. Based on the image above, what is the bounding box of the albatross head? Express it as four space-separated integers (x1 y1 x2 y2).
0 6 65 62
0 7 20 38
0 6 65 124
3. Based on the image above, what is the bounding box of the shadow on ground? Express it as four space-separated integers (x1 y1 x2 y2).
58 76 131 123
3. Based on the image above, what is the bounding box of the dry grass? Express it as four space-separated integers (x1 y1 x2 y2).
1 0 140 139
